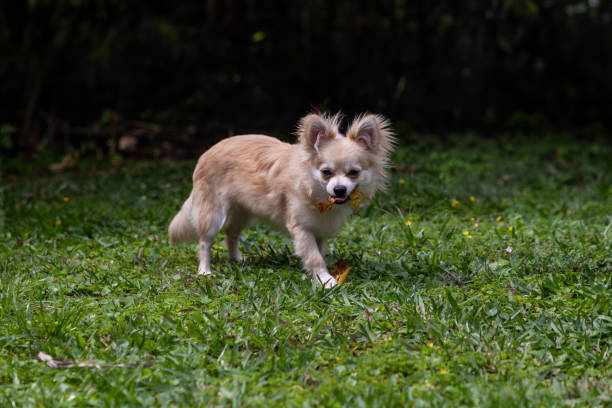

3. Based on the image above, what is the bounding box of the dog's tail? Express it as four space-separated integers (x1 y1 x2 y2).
168 193 198 246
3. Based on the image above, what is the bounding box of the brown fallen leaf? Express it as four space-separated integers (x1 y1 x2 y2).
330 260 351 286
393 164 420 173
50 154 74 173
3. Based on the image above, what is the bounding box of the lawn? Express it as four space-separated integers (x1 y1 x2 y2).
1 135 610 407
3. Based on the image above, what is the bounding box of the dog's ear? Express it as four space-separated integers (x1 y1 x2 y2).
298 113 338 153
347 114 395 156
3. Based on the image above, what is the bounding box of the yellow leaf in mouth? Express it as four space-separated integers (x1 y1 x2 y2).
331 260 351 286
317 196 335 213
317 189 368 214
317 202 333 213
350 189 369 212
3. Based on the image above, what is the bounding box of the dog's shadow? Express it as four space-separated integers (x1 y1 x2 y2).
215 235 470 288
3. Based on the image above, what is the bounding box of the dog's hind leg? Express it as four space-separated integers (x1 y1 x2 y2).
196 200 227 275
224 208 251 262
198 240 213 275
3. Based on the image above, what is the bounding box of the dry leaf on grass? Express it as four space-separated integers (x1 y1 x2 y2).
331 260 351 285
49 154 74 173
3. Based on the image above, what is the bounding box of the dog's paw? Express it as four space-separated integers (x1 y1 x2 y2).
197 265 212 276
315 272 337 288
323 277 338 288
230 254 244 263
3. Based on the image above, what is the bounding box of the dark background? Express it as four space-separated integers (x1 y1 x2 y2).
1 0 611 157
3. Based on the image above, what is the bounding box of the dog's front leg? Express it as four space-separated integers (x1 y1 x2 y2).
316 238 327 258
288 226 337 288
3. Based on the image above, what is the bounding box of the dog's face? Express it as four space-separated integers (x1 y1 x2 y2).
313 138 374 203
299 113 395 203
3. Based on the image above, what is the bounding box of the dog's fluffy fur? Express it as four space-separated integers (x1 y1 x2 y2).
168 113 394 287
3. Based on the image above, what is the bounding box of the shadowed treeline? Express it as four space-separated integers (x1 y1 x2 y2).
1 0 611 154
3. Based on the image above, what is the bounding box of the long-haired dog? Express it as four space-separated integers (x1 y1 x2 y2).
168 113 394 287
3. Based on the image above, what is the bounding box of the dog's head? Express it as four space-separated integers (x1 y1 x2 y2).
298 112 395 203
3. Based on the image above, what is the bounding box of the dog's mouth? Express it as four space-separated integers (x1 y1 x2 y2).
331 196 349 204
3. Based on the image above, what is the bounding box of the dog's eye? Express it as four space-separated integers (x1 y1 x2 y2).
321 169 332 176
347 169 360 177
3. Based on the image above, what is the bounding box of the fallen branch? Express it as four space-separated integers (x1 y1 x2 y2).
37 351 153 369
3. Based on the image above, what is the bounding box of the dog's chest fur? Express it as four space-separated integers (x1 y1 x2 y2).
294 201 353 239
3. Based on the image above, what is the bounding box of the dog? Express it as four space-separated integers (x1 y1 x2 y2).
168 113 394 287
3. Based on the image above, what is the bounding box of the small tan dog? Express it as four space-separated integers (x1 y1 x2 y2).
168 113 394 287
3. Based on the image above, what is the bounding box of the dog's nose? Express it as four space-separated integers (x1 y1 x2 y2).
333 185 347 197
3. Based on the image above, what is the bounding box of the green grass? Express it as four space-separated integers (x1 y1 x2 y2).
1 135 610 407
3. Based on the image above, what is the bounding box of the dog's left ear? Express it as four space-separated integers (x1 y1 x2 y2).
347 114 395 156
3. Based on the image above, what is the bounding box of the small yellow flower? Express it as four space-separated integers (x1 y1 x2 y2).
91 314 96 318
514 295 522 301
439 369 447 374
508 226 513 232
470 217 475 221
451 200 460 207
217 245 223 250
427 343 434 348
481 287 485 292
469 196 475 202
55 219 62 226
399 179 405 185
63 196 70 202
462 231 470 236
496 216 502 222
405 220 412 226
466 235 473 239
563 309 568 313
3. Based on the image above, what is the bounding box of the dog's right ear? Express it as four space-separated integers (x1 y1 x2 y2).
298 113 338 153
